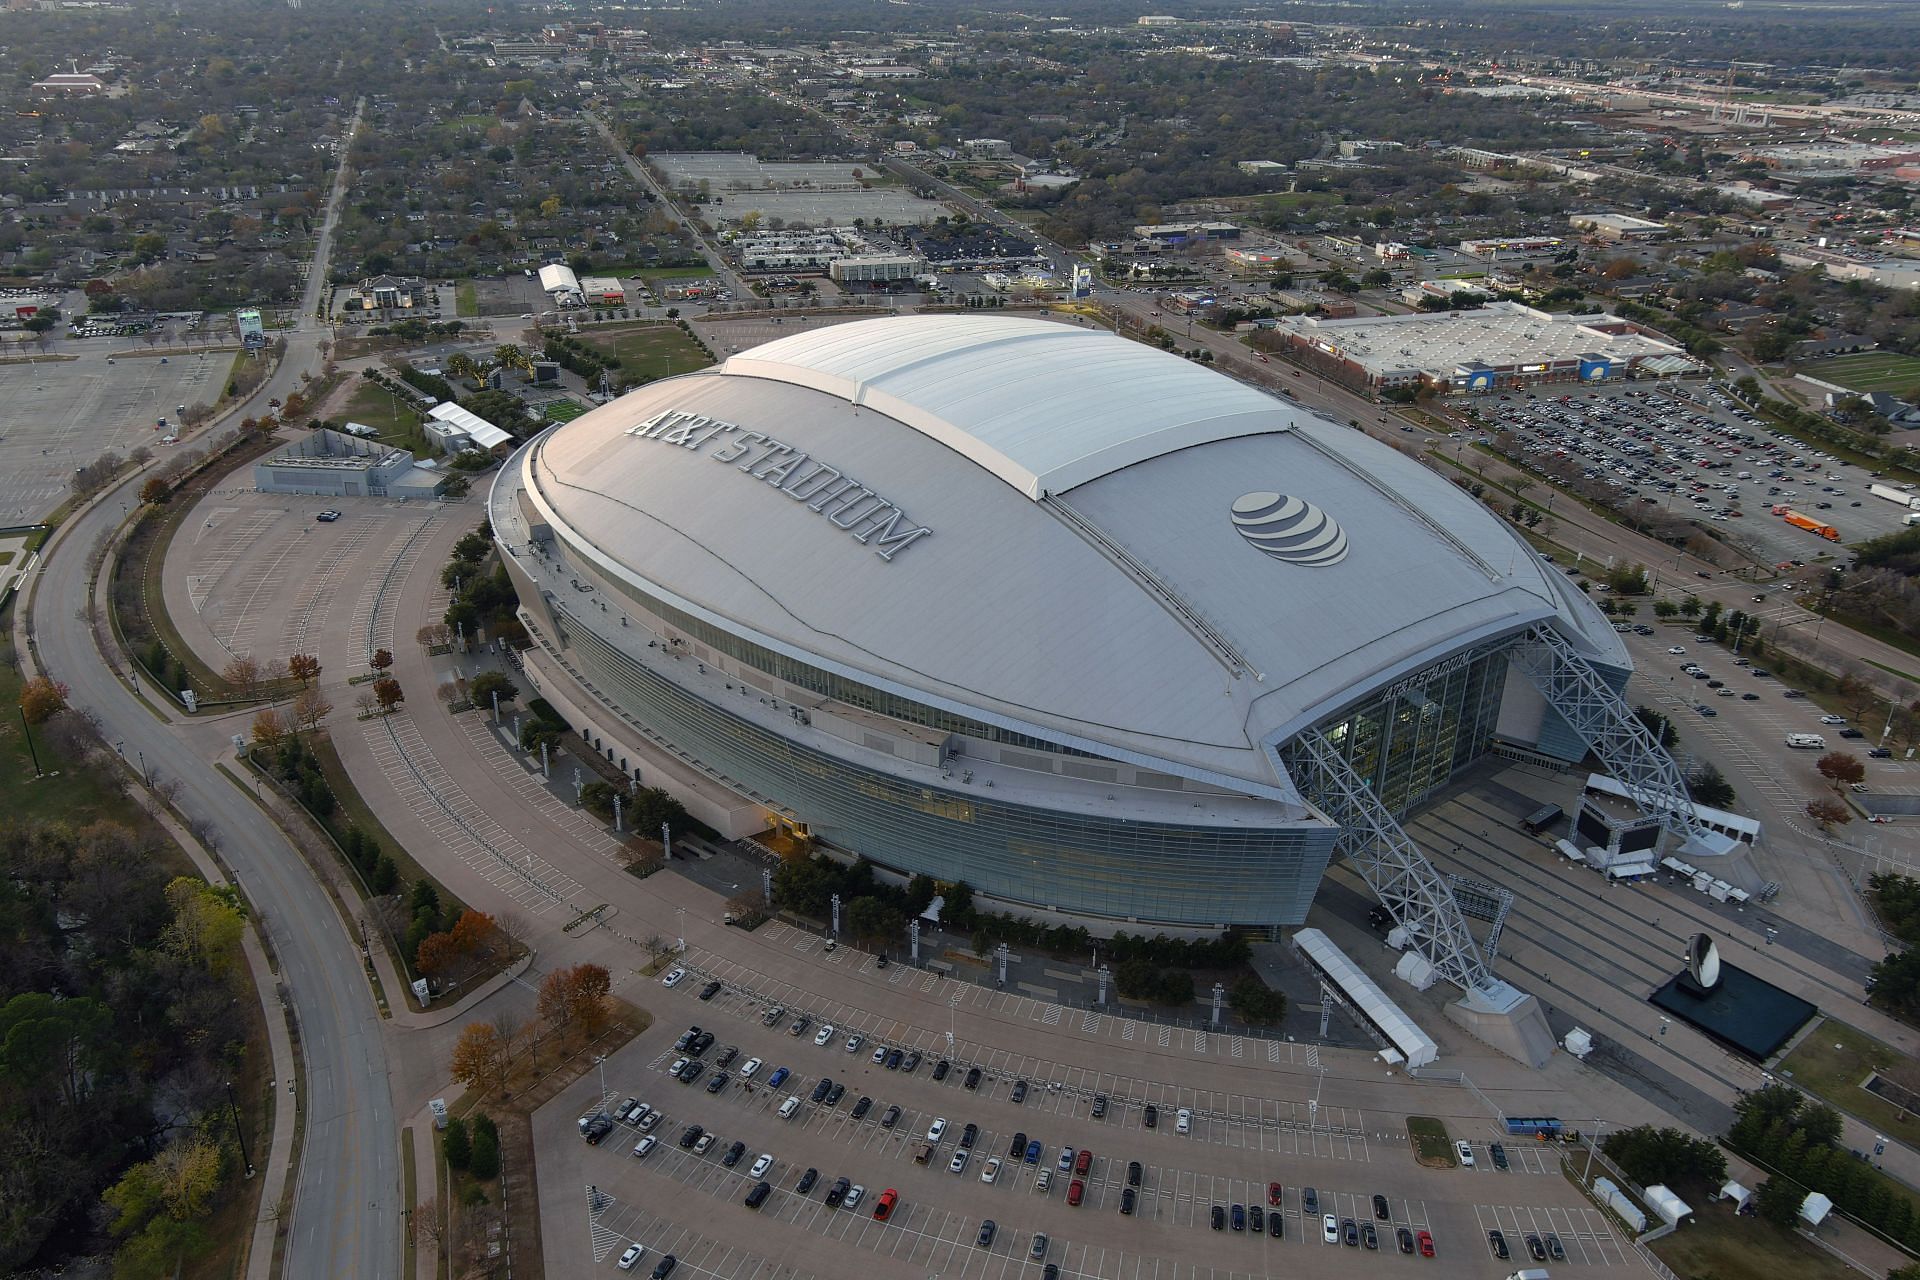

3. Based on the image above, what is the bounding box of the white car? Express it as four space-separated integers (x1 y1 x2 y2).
1456 1140 1476 1167
779 1095 801 1119
927 1118 948 1142
632 1135 657 1158
845 1033 864 1053
740 1057 762 1078
949 1149 970 1174
1175 1108 1192 1135
871 1046 889 1065
844 1183 866 1210
749 1153 774 1178
1820 714 1847 725
981 1157 1002 1184
618 1243 645 1270
668 1057 689 1077
813 1024 836 1047
1322 1214 1339 1244
662 967 687 987
1667 645 1686 655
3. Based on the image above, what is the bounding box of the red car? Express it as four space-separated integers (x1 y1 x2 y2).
1418 1230 1435 1258
873 1189 898 1222
1267 1181 1283 1207
1067 1179 1085 1207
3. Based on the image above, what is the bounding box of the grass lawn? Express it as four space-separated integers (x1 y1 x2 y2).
637 265 716 283
0 611 151 827
1813 350 1920 395
1407 1116 1457 1167
456 281 479 318
576 322 714 381
545 398 590 422
1650 1200 1860 1280
1777 1017 1920 1139
341 382 429 453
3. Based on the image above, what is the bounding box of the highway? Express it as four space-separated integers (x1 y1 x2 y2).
20 96 400 1280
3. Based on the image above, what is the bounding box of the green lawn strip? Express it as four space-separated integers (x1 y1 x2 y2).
637 265 716 282
1815 351 1920 395
456 281 479 318
1777 1017 1920 1140
1811 603 1920 669
574 322 714 380
1649 1198 1863 1280
1407 1116 1457 1167
342 382 430 452
544 399 589 423
400 1128 417 1280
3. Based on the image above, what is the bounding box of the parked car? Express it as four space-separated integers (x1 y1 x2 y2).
661 968 686 987
796 1168 818 1194
617 1244 645 1271
1490 1142 1509 1170
1488 1229 1509 1260
749 1152 774 1178
1456 1141 1476 1167
1012 1079 1029 1104
881 1105 901 1128
1141 1103 1155 1128
851 1096 872 1119
767 1067 790 1089
699 980 722 1001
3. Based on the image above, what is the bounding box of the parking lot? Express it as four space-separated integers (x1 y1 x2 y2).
0 346 228 524
546 966 1633 1279
1477 380 1917 567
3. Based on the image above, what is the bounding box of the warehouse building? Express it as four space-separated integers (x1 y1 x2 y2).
255 428 437 497
1272 302 1695 393
830 254 926 285
1569 212 1671 241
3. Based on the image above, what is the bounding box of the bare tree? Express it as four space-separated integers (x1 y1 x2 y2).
223 655 263 699
408 1196 445 1253
494 908 532 950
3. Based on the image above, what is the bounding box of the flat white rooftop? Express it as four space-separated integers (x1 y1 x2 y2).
1275 302 1685 378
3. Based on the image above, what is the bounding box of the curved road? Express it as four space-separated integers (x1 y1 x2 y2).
22 97 399 1280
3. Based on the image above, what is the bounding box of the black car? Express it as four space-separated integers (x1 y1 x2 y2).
1526 1234 1547 1262
1547 1233 1565 1261
1231 1204 1245 1232
932 1059 951 1081
881 1105 901 1129
1397 1227 1414 1254
1249 1204 1264 1233
1091 1094 1108 1118
699 980 722 1001
1489 1230 1509 1260
745 1181 771 1209
901 1051 921 1073
1870 747 1893 758
961 1122 979 1147
689 1032 715 1056
1343 1219 1358 1247
796 1167 819 1193
650 1257 676 1280
1303 1188 1319 1215
1120 1187 1136 1215
885 1048 904 1070
824 1082 845 1106
1126 1160 1142 1187
678 1124 703 1150
760 1006 785 1027
1373 1193 1389 1219
964 1066 982 1091
583 1116 614 1145
1841 728 1865 739
1011 1080 1028 1104
722 1140 746 1168
1361 1223 1377 1250
851 1096 873 1119
1210 1205 1225 1231
1490 1142 1508 1170
704 1072 729 1094
810 1078 833 1103
715 1046 739 1068
1142 1104 1156 1129
825 1177 850 1207
1010 1131 1028 1157
679 1061 706 1086
977 1220 997 1247
1269 1210 1283 1239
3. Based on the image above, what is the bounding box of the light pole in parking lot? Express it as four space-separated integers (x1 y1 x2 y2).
594 1053 608 1105
1097 964 1110 1005
1582 1118 1606 1184
831 893 841 940
676 906 686 955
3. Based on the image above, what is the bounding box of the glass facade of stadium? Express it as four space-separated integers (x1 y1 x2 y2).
499 491 1512 928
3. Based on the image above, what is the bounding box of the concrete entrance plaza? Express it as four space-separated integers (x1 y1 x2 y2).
0 345 229 524
154 461 1920 1279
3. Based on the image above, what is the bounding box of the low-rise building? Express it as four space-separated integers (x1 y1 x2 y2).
255 428 434 497
1569 212 1670 242
579 276 625 304
426 402 516 456
829 254 925 284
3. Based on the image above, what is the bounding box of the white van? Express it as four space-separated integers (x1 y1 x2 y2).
778 1095 801 1119
1786 733 1826 750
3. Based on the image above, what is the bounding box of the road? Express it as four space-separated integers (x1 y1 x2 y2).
584 109 748 298
20 95 401 1280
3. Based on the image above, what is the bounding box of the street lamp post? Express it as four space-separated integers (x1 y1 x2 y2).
1583 1118 1606 1184
226 1080 254 1178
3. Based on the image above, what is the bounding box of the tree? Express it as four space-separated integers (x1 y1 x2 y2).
467 671 518 707
374 677 405 713
222 655 263 699
537 962 613 1036
845 895 903 947
139 476 171 505
450 909 501 956
449 1022 507 1094
1755 1174 1805 1228
1600 1125 1727 1189
291 688 334 735
416 931 462 978
536 967 576 1033
1227 975 1287 1024
442 1116 471 1171
286 653 321 687
470 1114 501 1180
1687 762 1736 808
1816 752 1866 790
371 648 394 673
1807 797 1853 830
18 675 69 724
250 707 289 750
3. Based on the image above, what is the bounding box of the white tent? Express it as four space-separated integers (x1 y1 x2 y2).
1719 1180 1752 1210
1562 1027 1594 1058
1800 1191 1833 1226
1645 1183 1693 1226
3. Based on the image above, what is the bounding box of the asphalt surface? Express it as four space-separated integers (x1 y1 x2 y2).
22 96 401 1280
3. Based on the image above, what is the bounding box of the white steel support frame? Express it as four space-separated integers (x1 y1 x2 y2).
1507 624 1718 851
1286 730 1496 994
